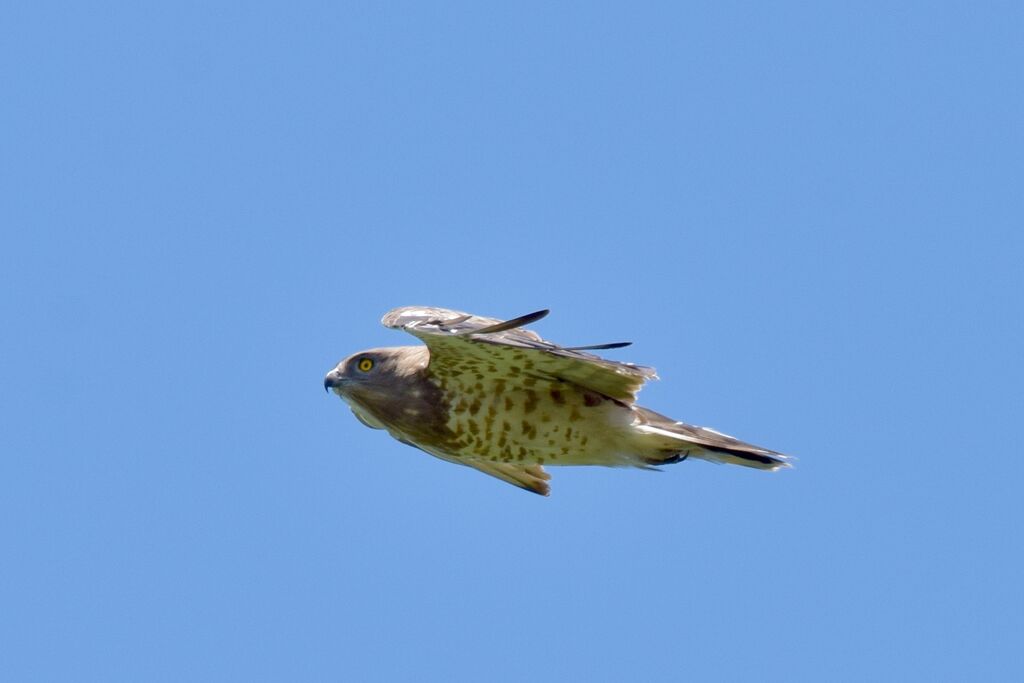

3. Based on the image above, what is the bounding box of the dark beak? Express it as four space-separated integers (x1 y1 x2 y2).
324 371 341 393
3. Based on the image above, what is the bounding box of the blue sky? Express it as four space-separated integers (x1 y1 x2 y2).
3 2 1022 681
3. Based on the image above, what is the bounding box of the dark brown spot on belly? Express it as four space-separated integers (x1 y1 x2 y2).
583 392 603 407
550 389 565 404
524 390 538 413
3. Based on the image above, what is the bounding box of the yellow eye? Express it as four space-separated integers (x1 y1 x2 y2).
357 358 374 372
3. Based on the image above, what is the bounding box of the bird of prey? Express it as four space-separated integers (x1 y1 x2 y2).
324 306 789 495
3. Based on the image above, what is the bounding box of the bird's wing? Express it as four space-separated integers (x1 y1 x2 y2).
381 306 657 403
464 461 551 496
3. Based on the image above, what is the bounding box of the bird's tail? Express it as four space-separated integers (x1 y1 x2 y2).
633 408 791 471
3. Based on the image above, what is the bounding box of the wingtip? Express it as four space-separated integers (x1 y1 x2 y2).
530 483 552 496
561 341 633 351
468 309 550 335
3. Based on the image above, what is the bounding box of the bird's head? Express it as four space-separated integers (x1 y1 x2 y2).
324 346 429 406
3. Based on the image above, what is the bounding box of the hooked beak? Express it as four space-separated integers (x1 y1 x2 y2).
324 369 344 393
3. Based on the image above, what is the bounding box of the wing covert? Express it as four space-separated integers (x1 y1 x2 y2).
381 306 657 402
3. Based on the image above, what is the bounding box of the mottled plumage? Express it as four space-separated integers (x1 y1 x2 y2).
324 306 790 495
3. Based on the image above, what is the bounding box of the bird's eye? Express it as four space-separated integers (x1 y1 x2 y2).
357 358 374 372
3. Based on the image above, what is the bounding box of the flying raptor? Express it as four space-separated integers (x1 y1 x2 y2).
324 306 789 495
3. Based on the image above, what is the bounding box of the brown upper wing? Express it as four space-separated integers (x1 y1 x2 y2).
381 306 657 403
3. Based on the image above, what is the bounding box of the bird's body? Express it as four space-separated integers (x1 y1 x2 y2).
325 307 789 495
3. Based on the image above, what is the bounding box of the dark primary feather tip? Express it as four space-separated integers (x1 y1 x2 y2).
468 309 550 335
562 341 633 351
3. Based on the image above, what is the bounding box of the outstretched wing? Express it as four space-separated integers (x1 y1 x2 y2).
381 306 656 403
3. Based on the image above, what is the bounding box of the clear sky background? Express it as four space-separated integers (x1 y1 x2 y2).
3 2 1022 681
